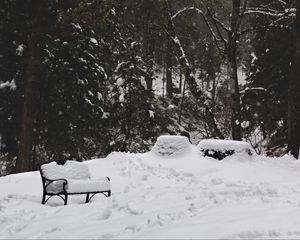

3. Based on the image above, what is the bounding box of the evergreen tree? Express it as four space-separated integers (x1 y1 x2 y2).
242 0 293 150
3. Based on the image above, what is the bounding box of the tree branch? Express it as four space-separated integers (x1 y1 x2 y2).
172 6 225 54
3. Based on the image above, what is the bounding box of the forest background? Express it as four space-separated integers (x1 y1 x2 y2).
0 0 299 175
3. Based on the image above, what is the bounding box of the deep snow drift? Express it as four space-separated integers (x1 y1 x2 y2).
1 144 300 239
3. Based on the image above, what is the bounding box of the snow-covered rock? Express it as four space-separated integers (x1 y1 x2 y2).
151 135 192 157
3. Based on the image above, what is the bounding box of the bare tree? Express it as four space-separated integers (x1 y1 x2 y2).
171 0 295 140
162 0 224 139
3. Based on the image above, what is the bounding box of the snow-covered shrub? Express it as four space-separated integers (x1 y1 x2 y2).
151 135 192 157
197 139 253 160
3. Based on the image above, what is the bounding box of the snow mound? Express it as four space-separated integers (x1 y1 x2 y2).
197 139 253 160
151 135 192 157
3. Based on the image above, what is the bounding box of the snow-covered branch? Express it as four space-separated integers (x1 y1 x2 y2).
171 7 203 21
172 6 225 53
239 8 295 35
245 7 295 18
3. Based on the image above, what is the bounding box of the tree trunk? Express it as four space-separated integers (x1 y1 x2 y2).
228 0 242 141
145 75 153 91
166 39 173 98
178 75 186 124
227 40 242 141
288 0 300 159
179 67 182 94
16 33 40 173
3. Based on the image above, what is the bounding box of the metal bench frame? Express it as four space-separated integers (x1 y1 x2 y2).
40 162 111 205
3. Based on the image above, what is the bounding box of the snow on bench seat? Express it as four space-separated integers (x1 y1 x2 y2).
151 135 192 157
66 179 110 193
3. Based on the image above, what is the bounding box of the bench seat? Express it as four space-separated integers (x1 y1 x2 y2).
66 179 110 193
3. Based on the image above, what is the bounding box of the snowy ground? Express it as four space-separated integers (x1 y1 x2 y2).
1 147 300 239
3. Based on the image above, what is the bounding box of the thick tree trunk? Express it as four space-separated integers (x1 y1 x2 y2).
288 0 300 159
16 33 40 172
228 0 242 141
227 41 242 141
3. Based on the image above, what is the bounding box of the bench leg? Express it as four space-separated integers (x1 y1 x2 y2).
85 193 90 203
42 194 46 204
64 194 68 205
107 190 111 197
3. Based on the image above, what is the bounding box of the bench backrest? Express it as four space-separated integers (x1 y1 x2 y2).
41 161 90 180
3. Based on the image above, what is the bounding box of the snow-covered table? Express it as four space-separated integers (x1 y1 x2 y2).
40 160 111 205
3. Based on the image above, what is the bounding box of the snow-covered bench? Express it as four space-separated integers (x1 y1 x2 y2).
198 139 253 160
40 160 111 205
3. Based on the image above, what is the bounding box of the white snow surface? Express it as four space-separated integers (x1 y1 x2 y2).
1 149 300 239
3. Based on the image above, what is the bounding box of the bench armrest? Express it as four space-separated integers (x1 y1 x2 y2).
41 176 68 193
42 176 68 183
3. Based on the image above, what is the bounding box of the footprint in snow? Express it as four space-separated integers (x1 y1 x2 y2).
185 194 196 200
169 168 180 177
44 227 61 234
211 178 223 185
123 186 130 193
0 205 6 213
141 175 148 181
100 232 116 239
124 225 140 233
182 172 193 177
126 203 144 215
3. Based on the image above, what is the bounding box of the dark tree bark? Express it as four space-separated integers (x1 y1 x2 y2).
166 39 173 98
145 75 153 91
16 1 45 173
179 67 183 94
288 0 300 159
227 0 242 140
227 37 242 141
16 33 40 173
